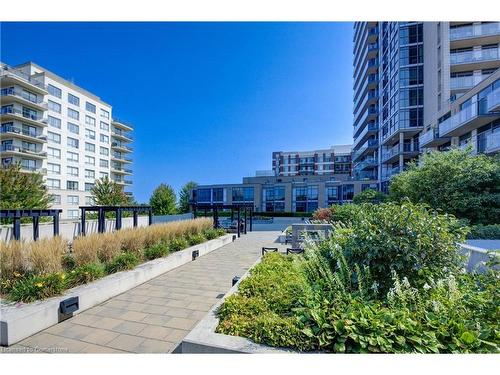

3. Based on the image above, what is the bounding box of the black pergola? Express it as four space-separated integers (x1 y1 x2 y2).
79 205 153 235
0 209 62 241
190 202 253 238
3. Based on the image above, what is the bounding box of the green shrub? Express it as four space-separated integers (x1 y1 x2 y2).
8 272 67 303
467 224 500 239
203 228 219 240
352 189 388 204
66 263 106 288
187 232 207 246
168 237 189 252
329 204 364 224
216 228 226 236
105 252 139 274
62 254 76 271
143 242 170 260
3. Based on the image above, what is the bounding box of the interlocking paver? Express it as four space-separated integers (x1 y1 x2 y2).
10 231 284 353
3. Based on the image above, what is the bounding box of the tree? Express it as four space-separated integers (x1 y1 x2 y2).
150 183 177 215
352 189 388 204
0 163 51 209
178 181 198 213
91 176 130 206
389 147 500 225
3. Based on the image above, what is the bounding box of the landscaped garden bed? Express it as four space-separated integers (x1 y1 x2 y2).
214 202 500 354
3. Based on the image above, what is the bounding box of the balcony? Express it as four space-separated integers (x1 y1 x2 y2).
353 89 378 121
111 141 133 152
111 118 133 132
0 106 45 126
487 87 500 113
352 138 378 162
450 22 500 48
354 157 377 171
0 67 47 94
354 170 378 180
419 127 450 148
353 121 379 148
381 146 400 164
111 127 133 142
354 73 378 105
0 125 46 143
450 48 500 71
381 166 401 180
111 166 133 175
0 144 47 159
111 152 133 163
354 105 378 129
1 88 47 111
477 131 500 154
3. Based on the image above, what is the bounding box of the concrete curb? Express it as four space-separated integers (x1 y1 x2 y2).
181 257 293 353
0 234 233 346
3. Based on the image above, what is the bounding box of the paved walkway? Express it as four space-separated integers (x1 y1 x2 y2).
8 231 285 353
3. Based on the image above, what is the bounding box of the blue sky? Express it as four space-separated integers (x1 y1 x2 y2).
1 22 354 203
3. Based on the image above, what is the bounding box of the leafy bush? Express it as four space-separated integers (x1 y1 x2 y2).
186 232 207 246
105 252 139 274
312 208 332 221
352 189 388 204
467 224 500 239
328 202 467 294
329 204 364 224
203 228 219 240
168 237 189 252
66 263 106 288
389 148 500 225
8 272 67 303
62 254 76 270
143 242 170 260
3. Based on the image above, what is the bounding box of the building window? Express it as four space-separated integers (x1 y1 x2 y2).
99 159 109 168
85 196 94 205
85 128 96 140
48 100 61 113
67 166 79 176
85 169 95 179
47 84 61 98
67 195 79 205
85 115 96 127
47 147 61 159
212 188 224 202
67 180 79 190
46 178 60 189
100 134 109 143
100 146 109 156
100 121 109 131
100 109 109 119
67 137 79 149
67 122 79 134
67 108 79 120
67 151 79 162
292 185 318 212
232 187 254 202
47 131 61 144
68 93 80 106
85 183 94 192
86 102 96 113
263 186 285 212
326 186 340 205
85 142 95 152
196 188 211 203
47 115 61 129
50 194 61 204
342 184 354 201
47 162 61 175
99 172 109 179
67 209 79 219
85 155 95 165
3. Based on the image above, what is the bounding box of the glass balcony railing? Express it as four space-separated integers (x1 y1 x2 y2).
1 144 44 155
439 104 477 137
486 87 500 112
0 106 44 121
111 141 133 151
0 125 42 138
0 88 46 106
450 22 500 41
112 127 133 139
450 48 499 65
477 131 500 153
0 67 46 91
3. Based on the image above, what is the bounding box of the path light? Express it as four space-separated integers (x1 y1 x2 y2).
232 276 240 286
59 296 79 322
192 250 199 260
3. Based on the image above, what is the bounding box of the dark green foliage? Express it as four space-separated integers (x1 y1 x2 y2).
203 228 219 240
91 176 130 206
389 148 500 225
105 252 139 273
143 242 170 260
8 273 67 303
328 204 364 224
467 224 500 239
178 181 198 213
352 189 388 204
62 254 76 270
186 232 207 246
168 236 189 252
0 163 51 209
150 183 177 215
66 263 106 288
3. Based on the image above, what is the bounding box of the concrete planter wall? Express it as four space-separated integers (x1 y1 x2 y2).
0 234 233 346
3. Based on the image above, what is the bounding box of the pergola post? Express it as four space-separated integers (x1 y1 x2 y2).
133 210 138 227
148 208 153 226
250 207 253 231
213 206 218 229
243 207 247 234
193 204 197 218
98 207 105 233
116 208 122 230
13 214 21 241
81 208 86 235
230 208 234 221
237 206 241 238
33 216 40 241
53 212 60 236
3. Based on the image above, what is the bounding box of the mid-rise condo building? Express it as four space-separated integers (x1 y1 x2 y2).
0 62 133 219
352 22 500 192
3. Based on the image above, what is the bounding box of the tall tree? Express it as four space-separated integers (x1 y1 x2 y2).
0 163 51 209
150 183 177 215
91 176 130 206
389 147 500 225
178 181 198 213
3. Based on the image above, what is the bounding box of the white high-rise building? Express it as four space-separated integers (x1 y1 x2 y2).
0 61 133 219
